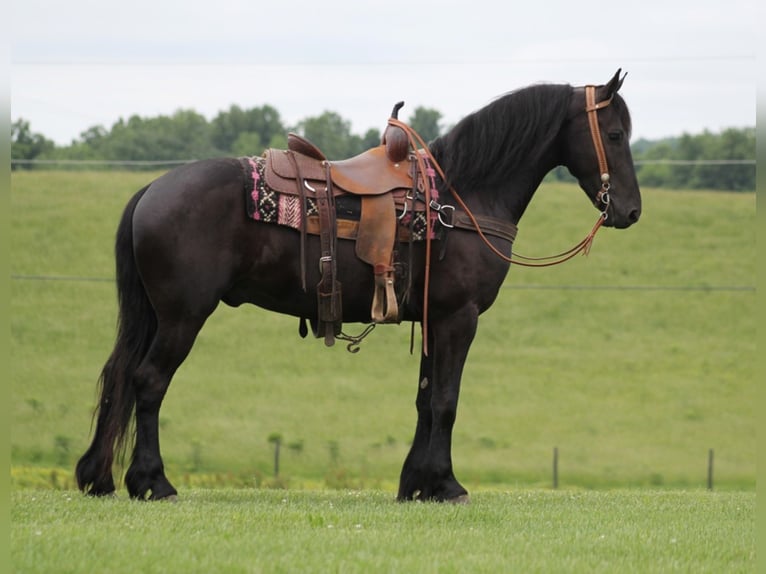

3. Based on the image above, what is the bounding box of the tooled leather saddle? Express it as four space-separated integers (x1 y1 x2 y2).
261 103 432 346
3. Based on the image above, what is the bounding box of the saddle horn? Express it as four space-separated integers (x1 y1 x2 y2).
382 101 409 163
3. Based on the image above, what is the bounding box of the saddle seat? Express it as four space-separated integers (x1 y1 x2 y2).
273 134 414 197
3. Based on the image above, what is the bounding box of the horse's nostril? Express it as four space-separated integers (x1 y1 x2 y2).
629 209 641 223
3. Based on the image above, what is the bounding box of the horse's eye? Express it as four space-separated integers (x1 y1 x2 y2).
608 131 623 142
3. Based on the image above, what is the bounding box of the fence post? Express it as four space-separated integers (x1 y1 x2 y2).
267 433 283 477
553 447 559 489
707 448 714 490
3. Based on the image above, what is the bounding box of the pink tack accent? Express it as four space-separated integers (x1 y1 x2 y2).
422 156 440 236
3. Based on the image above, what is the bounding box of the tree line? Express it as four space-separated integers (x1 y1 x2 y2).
11 105 754 191
630 129 755 191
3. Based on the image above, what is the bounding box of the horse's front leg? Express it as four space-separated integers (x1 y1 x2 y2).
397 332 434 501
398 306 477 502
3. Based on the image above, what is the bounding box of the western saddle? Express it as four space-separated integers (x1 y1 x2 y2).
262 103 431 347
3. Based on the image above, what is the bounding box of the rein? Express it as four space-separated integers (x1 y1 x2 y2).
387 84 615 268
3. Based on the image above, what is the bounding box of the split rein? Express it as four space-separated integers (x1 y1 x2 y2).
387 84 615 269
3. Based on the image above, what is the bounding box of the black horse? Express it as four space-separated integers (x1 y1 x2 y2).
76 70 641 502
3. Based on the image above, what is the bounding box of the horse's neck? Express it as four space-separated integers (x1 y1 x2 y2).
432 131 562 226
506 157 560 224
456 150 560 226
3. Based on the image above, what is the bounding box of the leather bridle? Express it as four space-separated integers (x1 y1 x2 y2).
387 87 619 353
388 84 617 270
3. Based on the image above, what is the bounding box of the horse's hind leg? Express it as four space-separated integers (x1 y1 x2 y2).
124 316 207 500
76 402 120 496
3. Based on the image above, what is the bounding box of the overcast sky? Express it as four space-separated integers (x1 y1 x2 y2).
11 0 757 146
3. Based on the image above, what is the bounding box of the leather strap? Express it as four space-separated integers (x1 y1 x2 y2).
315 162 342 346
585 85 612 190
451 211 518 244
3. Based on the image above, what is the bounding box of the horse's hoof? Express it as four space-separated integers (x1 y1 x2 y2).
448 494 470 504
84 487 117 498
147 493 178 502
87 491 117 499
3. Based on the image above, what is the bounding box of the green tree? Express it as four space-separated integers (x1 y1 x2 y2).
634 128 754 191
635 141 675 188
699 128 755 191
407 106 443 143
100 110 216 161
211 104 285 154
296 111 359 159
79 125 109 147
11 119 55 168
231 132 263 157
360 128 382 151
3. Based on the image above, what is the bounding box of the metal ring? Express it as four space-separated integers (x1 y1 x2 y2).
437 204 455 228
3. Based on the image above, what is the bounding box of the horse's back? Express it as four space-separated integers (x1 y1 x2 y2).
135 158 244 224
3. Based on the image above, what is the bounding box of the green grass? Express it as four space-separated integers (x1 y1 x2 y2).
10 489 755 573
10 171 756 490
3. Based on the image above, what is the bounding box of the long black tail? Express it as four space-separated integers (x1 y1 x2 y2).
76 185 157 494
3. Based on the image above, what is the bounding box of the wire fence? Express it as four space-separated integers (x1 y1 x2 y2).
10 158 755 293
10 274 755 292
11 158 194 168
11 158 757 168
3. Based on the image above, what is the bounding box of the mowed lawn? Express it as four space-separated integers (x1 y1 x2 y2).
11 489 755 573
10 170 755 491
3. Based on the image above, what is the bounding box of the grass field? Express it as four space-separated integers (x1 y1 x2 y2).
9 170 756 491
10 489 755 573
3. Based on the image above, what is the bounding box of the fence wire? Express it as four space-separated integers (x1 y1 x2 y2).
9 274 754 292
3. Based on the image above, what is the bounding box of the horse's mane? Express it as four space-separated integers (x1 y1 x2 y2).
430 83 574 191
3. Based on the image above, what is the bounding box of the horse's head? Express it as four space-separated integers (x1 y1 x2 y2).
562 70 642 229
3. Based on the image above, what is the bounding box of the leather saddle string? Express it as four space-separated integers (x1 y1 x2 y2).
404 156 418 306
324 161 339 317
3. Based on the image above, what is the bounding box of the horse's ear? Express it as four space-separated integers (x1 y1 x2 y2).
605 68 627 96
